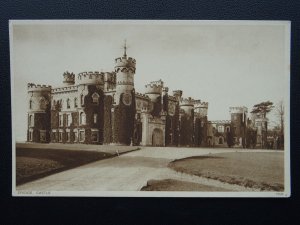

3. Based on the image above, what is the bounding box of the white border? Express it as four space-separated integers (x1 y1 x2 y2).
10 20 291 197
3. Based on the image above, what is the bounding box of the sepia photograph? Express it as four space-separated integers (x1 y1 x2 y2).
10 20 290 197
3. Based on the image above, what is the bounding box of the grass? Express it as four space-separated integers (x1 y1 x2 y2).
168 152 284 191
16 147 113 185
141 179 231 191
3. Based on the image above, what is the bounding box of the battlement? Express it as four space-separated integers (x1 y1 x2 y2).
162 87 169 93
52 85 78 94
27 83 52 92
194 101 209 108
168 95 177 101
145 80 164 94
172 90 183 98
114 57 136 69
229 106 248 114
180 97 194 106
135 92 150 99
77 71 105 85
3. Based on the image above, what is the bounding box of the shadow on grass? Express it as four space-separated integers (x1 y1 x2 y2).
16 148 114 186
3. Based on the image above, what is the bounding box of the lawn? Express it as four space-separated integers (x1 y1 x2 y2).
168 152 284 191
141 179 231 192
16 147 113 185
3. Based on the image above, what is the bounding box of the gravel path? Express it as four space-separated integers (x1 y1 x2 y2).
16 147 274 192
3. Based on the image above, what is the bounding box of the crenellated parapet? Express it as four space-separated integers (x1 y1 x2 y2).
194 101 209 109
77 71 105 85
145 80 164 94
114 57 136 73
180 97 194 106
51 85 78 94
27 83 52 92
135 92 150 100
229 106 248 114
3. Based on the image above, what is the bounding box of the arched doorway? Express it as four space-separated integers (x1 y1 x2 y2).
219 137 223 144
152 128 163 146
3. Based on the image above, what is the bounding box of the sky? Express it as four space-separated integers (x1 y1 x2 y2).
11 21 290 141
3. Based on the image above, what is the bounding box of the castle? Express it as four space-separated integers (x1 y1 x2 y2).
27 43 248 147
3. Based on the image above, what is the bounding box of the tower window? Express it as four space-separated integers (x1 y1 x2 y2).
29 130 33 141
59 131 63 142
40 98 46 110
79 130 85 142
80 112 86 125
74 130 78 142
29 100 33 109
66 114 72 127
92 93 99 104
93 113 97 124
74 98 78 108
80 95 84 106
40 130 46 142
59 115 63 127
66 131 70 142
67 99 70 109
29 114 34 127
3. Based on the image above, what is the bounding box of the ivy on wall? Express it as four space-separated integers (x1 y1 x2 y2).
103 95 113 144
112 90 136 145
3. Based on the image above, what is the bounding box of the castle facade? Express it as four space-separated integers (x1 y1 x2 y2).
27 45 247 147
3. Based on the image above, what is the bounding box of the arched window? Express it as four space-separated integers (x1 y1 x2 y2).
80 112 86 125
67 98 70 109
74 98 78 108
93 113 97 124
29 100 33 109
80 94 84 106
40 98 46 110
92 92 99 104
29 115 33 127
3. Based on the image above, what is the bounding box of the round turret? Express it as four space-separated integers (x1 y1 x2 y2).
194 101 209 117
27 83 51 112
114 43 136 105
173 90 183 101
63 71 75 86
77 71 104 85
179 97 194 116
144 80 164 102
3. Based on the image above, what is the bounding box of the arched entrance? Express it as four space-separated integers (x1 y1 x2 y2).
152 128 163 146
219 137 223 144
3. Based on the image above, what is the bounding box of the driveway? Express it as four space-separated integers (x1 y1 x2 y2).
16 147 269 193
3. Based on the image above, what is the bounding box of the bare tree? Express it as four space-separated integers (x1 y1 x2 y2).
275 100 284 136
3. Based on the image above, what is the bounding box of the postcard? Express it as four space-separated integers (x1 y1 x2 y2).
10 20 290 197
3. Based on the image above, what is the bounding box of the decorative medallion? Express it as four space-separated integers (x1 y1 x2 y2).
122 93 132 106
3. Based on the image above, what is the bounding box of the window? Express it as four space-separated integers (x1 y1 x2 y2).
66 131 70 142
59 131 63 142
92 93 99 104
29 100 33 109
52 131 57 142
40 98 46 110
40 130 46 142
93 113 97 124
79 130 85 142
91 130 99 142
59 115 63 127
80 112 86 125
80 95 84 106
29 114 34 127
67 99 70 109
218 126 224 133
29 130 33 141
74 130 78 142
74 98 78 108
66 114 71 127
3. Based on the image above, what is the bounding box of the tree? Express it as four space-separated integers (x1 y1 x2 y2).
251 101 274 118
251 101 274 149
275 100 284 137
